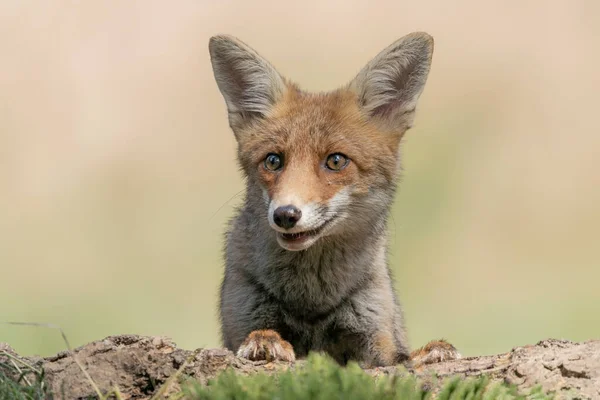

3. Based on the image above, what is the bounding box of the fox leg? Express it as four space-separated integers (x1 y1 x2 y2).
409 339 461 368
221 270 295 363
359 329 406 367
236 329 296 362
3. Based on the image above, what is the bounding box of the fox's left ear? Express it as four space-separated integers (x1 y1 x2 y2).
350 32 434 132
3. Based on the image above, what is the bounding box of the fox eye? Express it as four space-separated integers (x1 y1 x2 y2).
264 153 283 171
325 153 349 171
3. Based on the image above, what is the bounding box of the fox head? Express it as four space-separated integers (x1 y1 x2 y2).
209 33 434 251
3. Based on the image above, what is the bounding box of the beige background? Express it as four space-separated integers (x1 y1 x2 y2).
1 1 599 357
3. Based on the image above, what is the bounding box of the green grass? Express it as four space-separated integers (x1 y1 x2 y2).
0 352 553 400
0 352 48 400
181 353 552 400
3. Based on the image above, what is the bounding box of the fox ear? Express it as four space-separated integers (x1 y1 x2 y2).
209 35 286 131
350 32 434 132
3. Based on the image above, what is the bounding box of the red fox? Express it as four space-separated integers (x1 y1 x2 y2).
209 32 460 368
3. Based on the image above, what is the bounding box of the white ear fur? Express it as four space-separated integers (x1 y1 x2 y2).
209 35 286 129
350 32 434 131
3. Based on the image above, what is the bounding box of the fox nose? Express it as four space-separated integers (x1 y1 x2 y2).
273 205 302 229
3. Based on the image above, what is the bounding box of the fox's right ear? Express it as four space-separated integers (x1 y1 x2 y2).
209 35 286 132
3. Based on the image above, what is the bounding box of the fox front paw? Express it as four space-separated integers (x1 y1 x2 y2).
237 329 296 362
410 339 461 368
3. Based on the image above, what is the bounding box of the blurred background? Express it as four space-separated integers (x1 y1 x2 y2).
1 1 599 358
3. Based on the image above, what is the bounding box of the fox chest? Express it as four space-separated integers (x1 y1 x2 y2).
255 259 369 323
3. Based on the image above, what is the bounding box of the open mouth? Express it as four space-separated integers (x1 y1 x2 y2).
280 227 322 242
277 219 333 247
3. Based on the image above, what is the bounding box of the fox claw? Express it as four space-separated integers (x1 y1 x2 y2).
410 339 461 368
237 329 296 362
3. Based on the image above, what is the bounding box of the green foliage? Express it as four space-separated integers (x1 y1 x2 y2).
182 353 553 400
0 351 554 400
0 356 48 400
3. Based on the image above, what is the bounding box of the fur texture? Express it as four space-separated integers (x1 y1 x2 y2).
209 32 459 367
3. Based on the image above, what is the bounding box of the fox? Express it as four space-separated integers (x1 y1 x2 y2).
208 32 460 368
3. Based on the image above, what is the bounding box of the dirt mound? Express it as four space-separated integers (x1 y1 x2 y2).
2 336 599 399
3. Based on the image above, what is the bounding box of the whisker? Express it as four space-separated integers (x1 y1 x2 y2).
208 189 245 222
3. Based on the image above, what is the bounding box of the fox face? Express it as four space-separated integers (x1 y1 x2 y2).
210 33 434 251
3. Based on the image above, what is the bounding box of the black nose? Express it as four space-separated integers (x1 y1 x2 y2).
273 205 302 229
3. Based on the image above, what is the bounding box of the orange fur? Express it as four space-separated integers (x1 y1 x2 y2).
238 87 401 206
210 33 461 368
237 330 296 362
410 339 461 368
